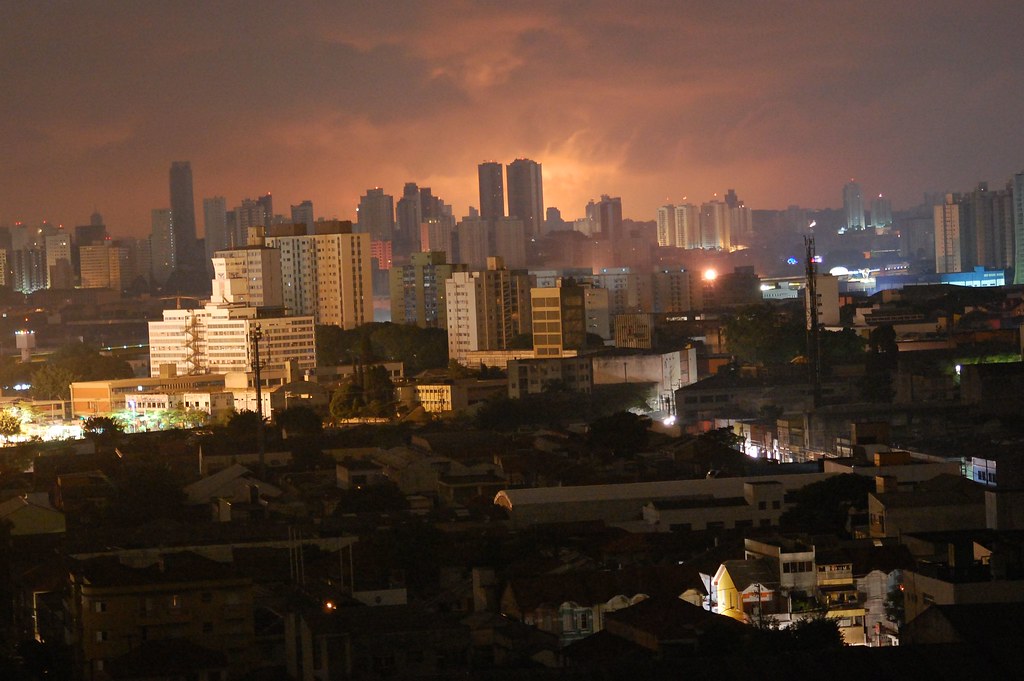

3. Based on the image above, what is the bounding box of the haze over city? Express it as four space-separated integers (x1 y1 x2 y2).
4 1 1024 234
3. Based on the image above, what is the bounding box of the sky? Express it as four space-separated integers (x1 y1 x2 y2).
2 1 1023 238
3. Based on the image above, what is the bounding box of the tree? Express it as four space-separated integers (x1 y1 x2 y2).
83 416 124 445
780 473 875 535
276 406 323 437
30 365 79 400
30 342 133 400
587 411 652 457
0 409 22 439
723 304 807 365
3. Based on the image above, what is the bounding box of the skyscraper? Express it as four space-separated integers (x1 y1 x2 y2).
169 161 197 269
150 208 175 286
506 158 544 237
478 162 504 219
843 180 866 232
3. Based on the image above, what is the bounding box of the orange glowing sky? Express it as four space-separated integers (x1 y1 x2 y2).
2 2 1023 237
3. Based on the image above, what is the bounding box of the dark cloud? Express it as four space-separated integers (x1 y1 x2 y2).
1 1 1023 233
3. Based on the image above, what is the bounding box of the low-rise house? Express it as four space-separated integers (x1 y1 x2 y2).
183 464 282 520
869 474 986 539
65 552 255 680
501 565 705 647
284 604 470 680
0 492 65 537
711 559 784 625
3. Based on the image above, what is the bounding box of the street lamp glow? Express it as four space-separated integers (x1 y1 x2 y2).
703 268 718 282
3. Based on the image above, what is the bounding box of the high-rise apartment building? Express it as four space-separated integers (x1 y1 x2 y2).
357 188 395 242
843 180 866 232
478 162 504 219
657 205 677 247
79 242 129 290
586 195 623 238
390 251 467 329
263 220 372 329
531 280 586 357
674 204 700 249
455 217 490 269
493 217 527 269
203 196 229 271
394 183 423 261
870 194 893 230
1013 172 1024 285
169 161 198 269
699 200 729 250
210 246 283 308
45 231 72 289
290 200 314 232
150 208 175 286
506 158 544 237
445 258 533 363
934 194 962 274
420 216 456 257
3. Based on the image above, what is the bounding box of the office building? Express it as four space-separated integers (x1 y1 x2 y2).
390 251 467 329
357 187 395 242
506 158 544 237
264 220 372 329
169 161 198 269
445 258 533 363
148 304 315 377
150 209 175 286
478 162 504 219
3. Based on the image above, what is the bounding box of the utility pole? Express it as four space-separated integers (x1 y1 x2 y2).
251 323 266 478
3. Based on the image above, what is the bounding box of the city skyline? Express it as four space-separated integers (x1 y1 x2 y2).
3 2 1024 236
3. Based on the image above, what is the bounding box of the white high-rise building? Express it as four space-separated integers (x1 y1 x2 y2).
843 180 866 232
44 231 72 289
699 201 729 250
674 204 700 249
211 246 283 308
148 305 315 377
657 205 677 247
263 221 372 329
934 194 962 274
445 258 533 363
